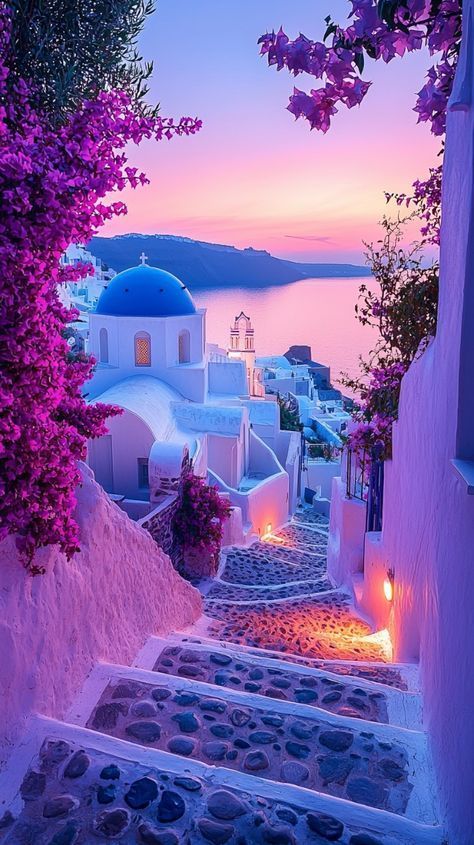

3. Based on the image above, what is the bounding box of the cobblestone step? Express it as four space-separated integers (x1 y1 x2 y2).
293 509 330 527
135 635 422 729
0 716 444 845
0 505 442 845
65 663 437 826
201 592 391 662
136 633 419 693
204 578 334 604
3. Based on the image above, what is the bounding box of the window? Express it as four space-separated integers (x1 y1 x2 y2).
99 327 109 363
134 332 151 366
137 457 149 489
178 329 191 364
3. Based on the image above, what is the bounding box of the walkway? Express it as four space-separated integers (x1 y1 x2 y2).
0 508 443 845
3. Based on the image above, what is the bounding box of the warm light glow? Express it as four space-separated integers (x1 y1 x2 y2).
383 577 394 602
262 523 275 541
362 628 393 662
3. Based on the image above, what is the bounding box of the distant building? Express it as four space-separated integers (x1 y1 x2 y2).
283 345 331 389
61 243 116 310
256 346 351 504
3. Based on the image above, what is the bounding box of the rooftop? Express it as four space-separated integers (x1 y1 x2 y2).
95 262 196 318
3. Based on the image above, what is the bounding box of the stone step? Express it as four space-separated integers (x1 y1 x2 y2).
204 578 337 604
219 546 328 588
0 714 444 845
134 635 422 729
200 591 392 663
219 543 326 585
142 632 419 691
67 663 438 825
293 509 330 526
268 523 331 548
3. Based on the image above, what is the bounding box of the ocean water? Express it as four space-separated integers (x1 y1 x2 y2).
193 276 377 390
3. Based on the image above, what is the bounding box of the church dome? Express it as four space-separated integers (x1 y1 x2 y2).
95 263 196 318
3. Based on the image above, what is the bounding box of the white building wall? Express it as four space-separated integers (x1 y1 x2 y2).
88 410 155 501
208 360 248 396
303 458 342 500
207 435 240 488
325 15 474 840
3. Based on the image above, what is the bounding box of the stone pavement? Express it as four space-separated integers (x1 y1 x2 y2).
0 507 443 845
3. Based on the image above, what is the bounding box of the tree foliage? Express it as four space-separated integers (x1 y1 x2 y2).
8 0 157 118
278 396 303 432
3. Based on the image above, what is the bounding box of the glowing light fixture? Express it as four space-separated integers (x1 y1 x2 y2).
266 523 272 535
383 568 395 602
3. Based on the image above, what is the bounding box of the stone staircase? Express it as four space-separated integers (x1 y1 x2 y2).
0 510 446 845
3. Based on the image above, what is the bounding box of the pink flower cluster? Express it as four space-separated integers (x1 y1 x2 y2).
259 1 461 135
0 7 201 569
172 469 231 568
348 362 407 459
386 165 442 244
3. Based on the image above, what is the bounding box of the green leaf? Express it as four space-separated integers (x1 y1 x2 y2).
354 52 365 74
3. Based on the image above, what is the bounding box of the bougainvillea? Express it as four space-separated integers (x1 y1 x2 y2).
172 469 231 574
344 363 408 459
386 165 443 245
259 3 451 459
258 1 461 137
0 5 201 569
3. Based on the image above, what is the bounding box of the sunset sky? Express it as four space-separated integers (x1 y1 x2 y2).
103 0 440 264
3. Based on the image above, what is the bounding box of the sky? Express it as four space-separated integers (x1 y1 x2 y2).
103 0 440 264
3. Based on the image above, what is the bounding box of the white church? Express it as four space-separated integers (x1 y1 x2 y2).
86 256 301 540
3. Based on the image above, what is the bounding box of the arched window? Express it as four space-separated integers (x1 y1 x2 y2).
99 327 109 363
178 329 191 364
135 331 151 366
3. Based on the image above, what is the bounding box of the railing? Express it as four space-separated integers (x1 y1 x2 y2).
345 447 369 501
345 446 385 531
366 448 385 533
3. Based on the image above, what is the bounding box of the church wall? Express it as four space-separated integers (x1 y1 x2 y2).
88 312 206 402
164 365 207 403
90 314 204 370
164 314 204 366
0 465 202 767
373 65 474 841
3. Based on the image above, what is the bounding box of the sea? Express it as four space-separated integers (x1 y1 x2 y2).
192 276 376 391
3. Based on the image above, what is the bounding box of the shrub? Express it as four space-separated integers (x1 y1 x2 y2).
172 470 231 571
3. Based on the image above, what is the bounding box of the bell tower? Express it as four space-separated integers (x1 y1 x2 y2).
228 311 263 396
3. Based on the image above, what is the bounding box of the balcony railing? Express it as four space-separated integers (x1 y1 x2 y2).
345 447 369 501
345 446 384 532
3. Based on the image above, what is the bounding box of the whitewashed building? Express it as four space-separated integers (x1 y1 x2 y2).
86 258 300 539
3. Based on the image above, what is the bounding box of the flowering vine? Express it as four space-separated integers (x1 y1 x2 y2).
259 1 461 137
0 5 201 570
259 3 451 460
342 216 439 458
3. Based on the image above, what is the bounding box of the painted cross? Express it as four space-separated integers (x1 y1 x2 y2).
139 251 148 265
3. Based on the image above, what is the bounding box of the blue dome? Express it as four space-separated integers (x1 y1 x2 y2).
95 264 196 317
